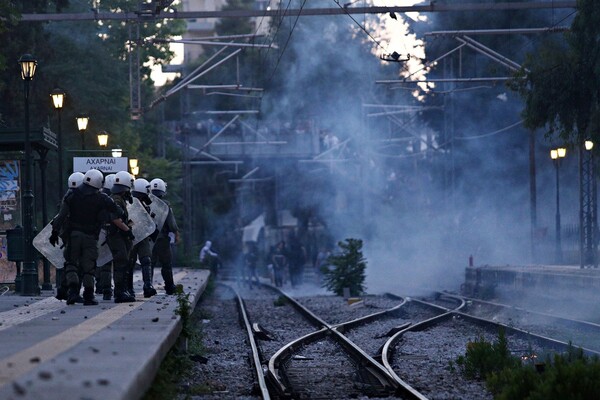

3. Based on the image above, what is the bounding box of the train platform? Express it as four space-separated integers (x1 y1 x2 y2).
463 263 600 306
0 267 210 400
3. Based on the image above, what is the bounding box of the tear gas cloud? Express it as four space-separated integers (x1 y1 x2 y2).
239 2 577 297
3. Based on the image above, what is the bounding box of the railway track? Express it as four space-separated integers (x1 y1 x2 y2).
186 283 600 399
446 292 600 353
381 294 600 399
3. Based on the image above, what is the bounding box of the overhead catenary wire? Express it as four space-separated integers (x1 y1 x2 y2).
455 120 523 140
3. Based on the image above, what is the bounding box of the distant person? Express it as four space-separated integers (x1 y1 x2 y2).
287 232 307 288
244 242 260 289
200 240 220 277
314 245 331 284
271 241 287 288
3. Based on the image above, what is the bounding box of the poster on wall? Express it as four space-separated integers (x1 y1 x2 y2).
0 160 20 283
0 234 15 282
0 160 21 231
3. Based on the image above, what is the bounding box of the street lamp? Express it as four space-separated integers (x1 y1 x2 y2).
582 139 597 267
112 148 122 158
550 147 567 264
51 88 65 201
76 115 89 150
19 54 39 296
585 140 594 151
97 130 109 147
129 159 139 177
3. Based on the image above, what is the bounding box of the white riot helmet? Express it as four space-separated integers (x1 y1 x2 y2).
103 174 116 190
114 171 133 188
67 172 84 189
150 178 167 197
112 170 133 194
133 178 150 195
83 169 104 189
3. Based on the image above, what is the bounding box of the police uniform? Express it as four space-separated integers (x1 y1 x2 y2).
151 201 178 294
127 195 157 298
51 182 122 305
107 191 136 303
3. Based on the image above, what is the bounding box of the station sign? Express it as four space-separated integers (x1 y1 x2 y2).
73 157 128 173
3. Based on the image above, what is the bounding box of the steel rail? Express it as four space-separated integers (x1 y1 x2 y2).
266 327 330 398
442 292 600 350
453 311 600 357
331 296 407 333
381 296 600 394
449 292 600 329
259 283 402 397
219 283 271 399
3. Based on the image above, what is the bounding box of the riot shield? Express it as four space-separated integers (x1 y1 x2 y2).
96 197 156 265
32 222 65 269
34 198 157 267
96 228 112 266
149 193 169 231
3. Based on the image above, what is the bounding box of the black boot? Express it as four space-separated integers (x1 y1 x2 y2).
142 264 157 298
114 289 136 303
66 285 84 305
162 265 176 295
126 267 135 297
103 288 112 301
55 286 68 301
95 267 102 294
83 287 98 306
114 291 136 303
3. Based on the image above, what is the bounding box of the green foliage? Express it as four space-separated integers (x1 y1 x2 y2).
143 288 210 400
487 350 600 399
510 0 600 144
455 328 520 380
273 295 287 307
174 284 192 338
321 238 366 297
142 343 194 400
456 330 600 399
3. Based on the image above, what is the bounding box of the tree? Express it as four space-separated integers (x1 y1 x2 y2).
510 0 600 144
321 238 367 296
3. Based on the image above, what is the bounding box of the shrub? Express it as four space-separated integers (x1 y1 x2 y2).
456 330 600 399
321 238 366 297
456 328 520 380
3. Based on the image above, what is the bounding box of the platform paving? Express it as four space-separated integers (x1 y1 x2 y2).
0 267 210 400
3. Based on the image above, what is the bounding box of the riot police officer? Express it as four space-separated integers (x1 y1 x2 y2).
128 178 158 298
107 171 136 303
97 174 116 300
150 178 179 295
54 172 85 301
50 169 125 305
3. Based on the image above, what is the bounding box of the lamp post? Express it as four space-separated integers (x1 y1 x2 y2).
19 54 39 296
51 88 65 200
550 147 566 264
76 115 89 150
583 140 596 267
97 130 109 148
111 148 122 158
